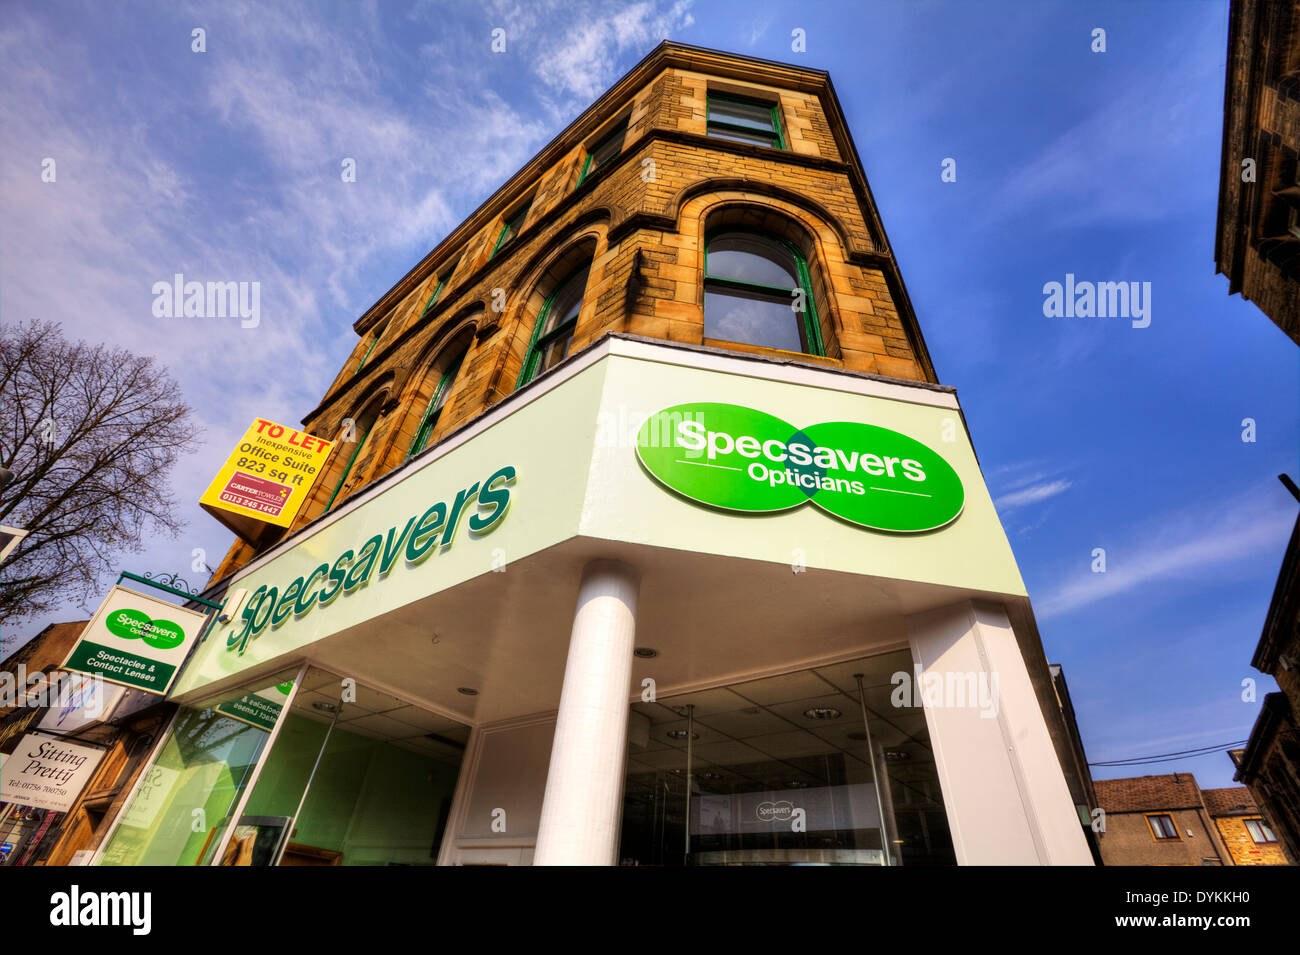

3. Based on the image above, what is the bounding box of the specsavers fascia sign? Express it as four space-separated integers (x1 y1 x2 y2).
636 402 964 532
61 586 208 695
228 464 516 655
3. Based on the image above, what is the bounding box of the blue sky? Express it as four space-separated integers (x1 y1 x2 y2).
1 0 1295 790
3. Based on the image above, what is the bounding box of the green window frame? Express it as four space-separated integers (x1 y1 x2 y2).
322 417 375 515
515 264 589 389
407 349 467 458
577 119 628 186
703 228 824 355
355 329 382 373
491 199 532 259
419 270 452 318
706 92 785 150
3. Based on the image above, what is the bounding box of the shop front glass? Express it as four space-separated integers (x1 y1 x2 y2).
619 648 956 866
98 665 468 866
98 667 299 866
230 666 466 866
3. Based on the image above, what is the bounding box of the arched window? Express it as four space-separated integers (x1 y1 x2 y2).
407 347 467 458
517 263 590 386
703 229 823 355
322 395 385 514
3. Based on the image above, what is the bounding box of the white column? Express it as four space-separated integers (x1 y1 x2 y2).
534 559 639 865
906 600 1094 866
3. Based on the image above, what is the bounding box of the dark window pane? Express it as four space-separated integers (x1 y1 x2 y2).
545 266 588 334
589 122 626 171
708 97 774 132
707 125 778 148
707 232 798 288
539 327 574 373
705 288 803 352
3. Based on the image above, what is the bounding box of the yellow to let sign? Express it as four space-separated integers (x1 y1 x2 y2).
200 418 334 536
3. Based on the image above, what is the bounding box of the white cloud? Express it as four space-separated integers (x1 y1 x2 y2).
995 479 1072 511
485 0 694 105
1034 486 1292 620
0 1 568 641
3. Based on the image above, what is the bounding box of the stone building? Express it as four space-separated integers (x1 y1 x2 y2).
1215 0 1300 344
87 43 1095 867
210 43 937 582
1095 773 1287 865
1235 509 1300 864
1203 786 1290 865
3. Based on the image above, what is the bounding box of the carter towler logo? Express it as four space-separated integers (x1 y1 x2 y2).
636 402 964 532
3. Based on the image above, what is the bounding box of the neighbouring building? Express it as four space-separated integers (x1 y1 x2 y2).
1049 663 1104 864
1235 506 1300 865
0 621 176 866
1215 0 1300 344
83 42 1095 867
1095 772 1288 866
1203 786 1290 865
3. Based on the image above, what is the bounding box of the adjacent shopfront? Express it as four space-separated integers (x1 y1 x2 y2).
91 336 1094 866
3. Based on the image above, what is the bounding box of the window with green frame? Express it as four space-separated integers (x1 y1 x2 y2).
706 92 785 149
491 197 533 259
703 229 823 355
322 400 382 514
577 119 628 186
419 268 454 317
515 264 590 388
355 327 383 373
407 348 467 458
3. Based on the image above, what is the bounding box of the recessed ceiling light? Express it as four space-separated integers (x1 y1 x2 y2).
666 730 699 740
312 702 338 713
803 707 842 721
883 749 910 762
634 647 658 658
456 687 479 696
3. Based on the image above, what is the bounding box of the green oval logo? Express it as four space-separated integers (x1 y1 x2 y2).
635 402 964 533
106 608 186 650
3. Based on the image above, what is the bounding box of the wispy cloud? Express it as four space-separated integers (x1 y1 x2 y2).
979 14 1224 232
1035 485 1292 620
483 0 695 108
996 478 1072 511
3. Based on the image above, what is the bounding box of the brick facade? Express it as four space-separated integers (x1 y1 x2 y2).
1205 787 1290 865
208 43 938 584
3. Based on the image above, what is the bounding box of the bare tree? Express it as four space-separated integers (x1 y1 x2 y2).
0 319 201 625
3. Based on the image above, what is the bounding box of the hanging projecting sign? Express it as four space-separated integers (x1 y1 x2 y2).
37 672 126 735
636 402 964 532
0 732 105 812
200 417 334 540
60 586 208 695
